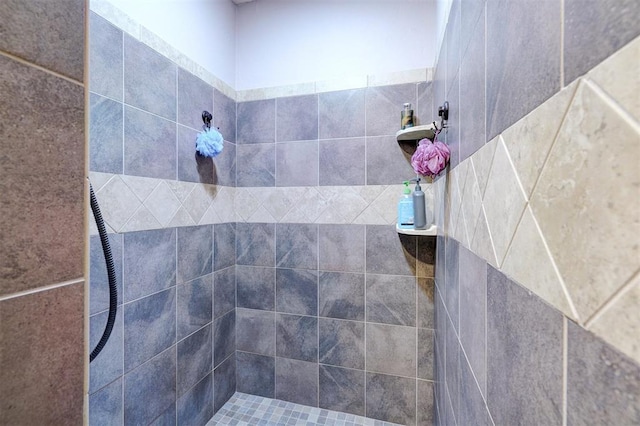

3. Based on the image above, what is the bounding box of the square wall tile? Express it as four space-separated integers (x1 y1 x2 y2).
444 237 459 332
417 380 435 426
177 274 212 341
90 233 123 315
177 325 212 397
214 223 236 271
319 271 365 321
319 365 365 416
237 143 275 187
90 379 123 426
319 318 365 370
319 89 366 139
177 225 213 284
445 0 461 95
459 356 490 426
418 328 434 380
276 223 318 270
276 94 318 142
124 35 176 120
237 99 275 144
90 93 124 174
366 323 416 377
237 266 275 311
236 351 275 398
417 278 435 329
275 358 318 407
276 141 319 187
177 374 213 426
214 89 236 143
319 224 365 273
416 81 433 127
214 266 236 318
276 313 318 362
366 274 417 326
178 68 213 130
236 308 275 356
214 140 236 187
236 222 276 267
366 373 416 425
319 138 366 186
90 309 124 393
178 125 215 184
276 268 318 316
213 309 235 367
366 225 416 276
214 353 236 412
366 84 417 136
89 12 123 99
366 135 415 185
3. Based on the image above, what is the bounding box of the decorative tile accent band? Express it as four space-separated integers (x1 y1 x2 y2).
89 172 428 235
435 36 640 365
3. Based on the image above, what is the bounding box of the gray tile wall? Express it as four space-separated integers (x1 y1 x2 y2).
0 1 85 424
433 1 640 425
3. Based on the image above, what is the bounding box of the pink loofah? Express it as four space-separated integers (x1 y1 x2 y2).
411 137 450 178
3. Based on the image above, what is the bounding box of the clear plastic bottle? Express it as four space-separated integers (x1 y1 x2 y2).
397 181 414 229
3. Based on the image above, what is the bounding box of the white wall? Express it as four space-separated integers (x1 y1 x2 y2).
105 0 237 87
235 0 437 90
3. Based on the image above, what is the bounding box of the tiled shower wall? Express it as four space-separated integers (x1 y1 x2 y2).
0 1 85 424
88 12 238 425
432 0 640 424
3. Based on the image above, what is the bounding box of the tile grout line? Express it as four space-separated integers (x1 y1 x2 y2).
584 267 640 329
0 277 85 302
562 316 568 426
0 49 83 86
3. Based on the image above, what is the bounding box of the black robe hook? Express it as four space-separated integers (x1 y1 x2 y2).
202 110 212 130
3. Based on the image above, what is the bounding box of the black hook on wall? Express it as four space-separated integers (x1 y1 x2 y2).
438 101 449 129
202 110 212 130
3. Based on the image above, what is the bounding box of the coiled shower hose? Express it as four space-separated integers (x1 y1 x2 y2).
89 183 118 363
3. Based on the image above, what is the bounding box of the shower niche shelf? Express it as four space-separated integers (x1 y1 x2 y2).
395 123 438 154
396 224 437 236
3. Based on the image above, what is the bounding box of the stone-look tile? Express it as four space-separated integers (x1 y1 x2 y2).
319 138 366 186
319 224 365 273
458 245 487 394
177 374 213 426
319 318 365 370
459 162 483 243
531 81 640 319
214 89 236 143
459 356 490 426
236 308 275 356
90 309 124 393
416 81 433 127
366 84 417 136
470 136 497 198
319 89 366 139
124 346 176 426
445 314 460 421
417 236 436 279
178 68 213 130
177 275 212 341
487 266 563 425
417 380 435 426
587 37 640 122
0 0 84 81
177 225 212 284
237 99 275 144
90 233 123 315
366 225 416 276
90 93 124 174
319 272 365 321
276 268 318 316
276 223 318 270
589 276 640 364
178 125 215 184
366 135 415 185
236 351 275 398
366 373 416 425
502 207 575 319
444 237 460 332
276 313 318 362
124 106 177 180
276 94 318 142
214 140 237 187
276 358 318 407
366 274 416 326
214 223 236 271
460 0 485 58
564 0 640 85
276 141 319 187
89 12 123 99
213 310 235 367
237 143 276 187
236 222 275 267
149 405 175 426
124 35 176 120
144 181 182 227
435 235 445 293
502 82 577 199
418 328 434 380
433 40 446 113
459 8 486 162
90 378 123 426
366 323 416 377
0 283 84 425
214 267 236 318
124 288 176 372
417 278 435 329
446 0 461 96
486 0 561 139
482 138 527 265
214 353 236 412
445 74 461 168
0 57 84 296
95 176 141 232
319 365 365 416
177 325 212 397
237 266 275 311
123 228 176 302
567 321 640 425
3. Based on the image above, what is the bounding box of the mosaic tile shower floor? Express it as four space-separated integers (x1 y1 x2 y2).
207 393 402 426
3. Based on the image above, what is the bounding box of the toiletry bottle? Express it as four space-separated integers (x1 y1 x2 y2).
411 177 427 229
401 103 414 129
397 181 414 229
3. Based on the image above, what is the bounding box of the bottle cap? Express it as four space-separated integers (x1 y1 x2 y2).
403 181 411 194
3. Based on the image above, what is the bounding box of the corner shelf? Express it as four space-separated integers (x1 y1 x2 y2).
396 224 437 236
395 123 438 154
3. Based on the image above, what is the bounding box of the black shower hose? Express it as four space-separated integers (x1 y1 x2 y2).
89 183 118 363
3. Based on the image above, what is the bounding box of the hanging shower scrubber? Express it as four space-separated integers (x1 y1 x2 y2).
196 110 224 158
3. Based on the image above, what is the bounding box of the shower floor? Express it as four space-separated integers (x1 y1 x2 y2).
207 392 402 426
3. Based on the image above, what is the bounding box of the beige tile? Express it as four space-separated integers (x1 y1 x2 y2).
234 187 262 221
332 190 369 223
0 282 84 425
471 206 499 268
315 206 350 224
530 80 640 319
315 74 368 93
588 272 640 364
248 206 277 223
199 204 223 225
120 204 162 232
165 180 196 203
183 184 215 223
502 207 577 320
482 137 527 266
89 171 114 192
95 175 141 232
367 68 428 87
459 162 483 241
210 186 235 223
370 185 404 224
167 207 196 228
144 181 181 226
353 206 388 225
502 81 578 198
262 187 300 221
470 136 498 197
121 174 160 202
353 185 388 204
90 0 141 39
587 36 640 123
